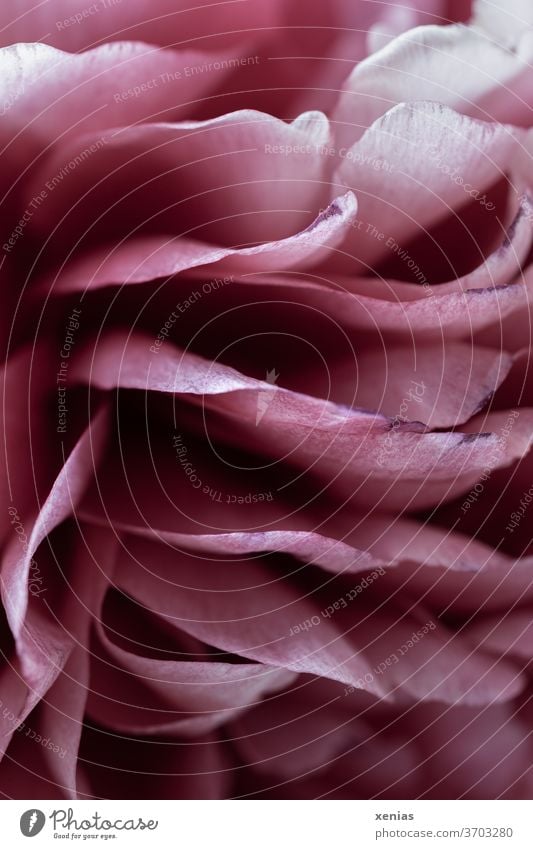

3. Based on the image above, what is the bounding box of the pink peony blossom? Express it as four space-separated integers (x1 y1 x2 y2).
1 0 533 799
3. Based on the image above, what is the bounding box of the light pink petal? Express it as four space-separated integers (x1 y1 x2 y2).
471 0 533 49
333 24 533 151
0 41 240 197
0 605 72 765
0 41 238 137
332 102 521 269
368 2 463 52
40 191 533 376
43 192 533 344
112 537 387 699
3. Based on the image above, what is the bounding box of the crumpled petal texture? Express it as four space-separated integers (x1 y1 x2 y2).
2 0 533 801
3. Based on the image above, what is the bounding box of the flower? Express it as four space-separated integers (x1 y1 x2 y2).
1 0 533 800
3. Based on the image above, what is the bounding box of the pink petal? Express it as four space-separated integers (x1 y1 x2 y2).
297 342 513 428
0 41 240 197
1 405 109 640
190 271 532 341
0 0 283 52
88 613 295 736
466 613 533 661
72 333 533 510
85 507 533 617
26 110 331 252
43 194 357 295
326 512 533 614
114 534 523 705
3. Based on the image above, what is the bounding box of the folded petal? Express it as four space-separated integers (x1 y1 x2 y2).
297 342 513 428
333 24 533 151
471 0 533 49
88 608 295 736
26 110 331 255
466 613 533 661
113 534 524 705
72 332 533 511
332 102 521 269
43 193 357 295
1 404 109 640
0 41 233 138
